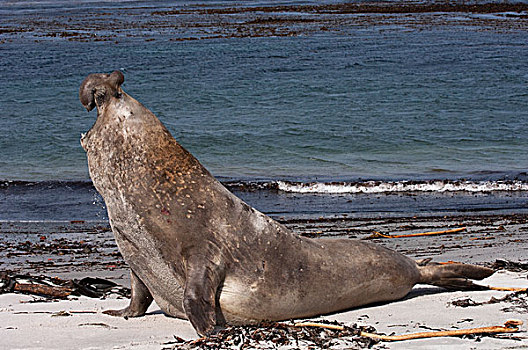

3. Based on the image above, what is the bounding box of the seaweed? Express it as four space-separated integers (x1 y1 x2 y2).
0 272 130 300
165 320 379 350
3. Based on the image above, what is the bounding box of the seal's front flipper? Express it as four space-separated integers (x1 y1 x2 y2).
183 255 224 336
418 262 495 290
103 270 153 318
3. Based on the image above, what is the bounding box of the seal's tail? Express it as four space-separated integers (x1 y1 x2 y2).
417 260 495 290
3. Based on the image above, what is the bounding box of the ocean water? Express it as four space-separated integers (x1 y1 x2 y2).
1 0 527 221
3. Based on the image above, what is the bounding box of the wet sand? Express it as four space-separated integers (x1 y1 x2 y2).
2 214 527 284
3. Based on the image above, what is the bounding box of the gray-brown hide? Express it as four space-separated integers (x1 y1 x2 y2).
80 71 494 336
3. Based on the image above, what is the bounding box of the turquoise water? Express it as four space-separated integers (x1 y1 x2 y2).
1 1 527 220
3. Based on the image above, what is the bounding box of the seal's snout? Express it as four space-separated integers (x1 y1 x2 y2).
79 70 125 111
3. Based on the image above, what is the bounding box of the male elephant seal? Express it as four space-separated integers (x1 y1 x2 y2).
79 71 494 336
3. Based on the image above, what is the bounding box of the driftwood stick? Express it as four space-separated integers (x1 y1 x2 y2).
13 283 72 298
294 322 346 331
373 227 466 239
293 320 523 342
487 286 528 292
438 260 459 265
360 321 522 341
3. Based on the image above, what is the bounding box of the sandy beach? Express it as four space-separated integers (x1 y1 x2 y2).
2 214 527 349
1 270 527 349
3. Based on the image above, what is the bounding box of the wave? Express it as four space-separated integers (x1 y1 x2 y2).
0 180 94 190
3 178 528 195
275 180 528 194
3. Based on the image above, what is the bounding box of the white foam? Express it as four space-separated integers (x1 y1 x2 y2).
276 180 528 194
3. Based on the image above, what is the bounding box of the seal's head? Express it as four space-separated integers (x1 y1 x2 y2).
79 70 124 112
79 70 125 151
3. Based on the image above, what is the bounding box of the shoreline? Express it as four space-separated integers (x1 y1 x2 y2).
2 213 527 285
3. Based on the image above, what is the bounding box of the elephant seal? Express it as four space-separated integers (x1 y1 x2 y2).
79 71 494 336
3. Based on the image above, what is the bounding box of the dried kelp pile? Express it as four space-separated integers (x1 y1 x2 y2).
0 272 130 300
452 290 528 314
165 321 379 350
491 259 528 273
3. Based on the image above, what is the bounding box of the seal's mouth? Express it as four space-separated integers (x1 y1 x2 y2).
80 130 89 150
80 121 96 151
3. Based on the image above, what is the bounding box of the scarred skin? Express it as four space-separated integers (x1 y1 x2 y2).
79 71 494 336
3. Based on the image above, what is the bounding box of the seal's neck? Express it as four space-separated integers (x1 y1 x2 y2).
81 91 155 152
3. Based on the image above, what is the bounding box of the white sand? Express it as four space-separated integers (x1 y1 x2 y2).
1 270 527 349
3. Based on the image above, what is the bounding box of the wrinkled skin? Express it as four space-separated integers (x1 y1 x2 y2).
80 71 494 336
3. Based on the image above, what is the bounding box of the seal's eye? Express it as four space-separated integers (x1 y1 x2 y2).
114 92 122 98
94 88 107 107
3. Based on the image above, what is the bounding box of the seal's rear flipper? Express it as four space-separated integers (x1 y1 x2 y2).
418 262 495 291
